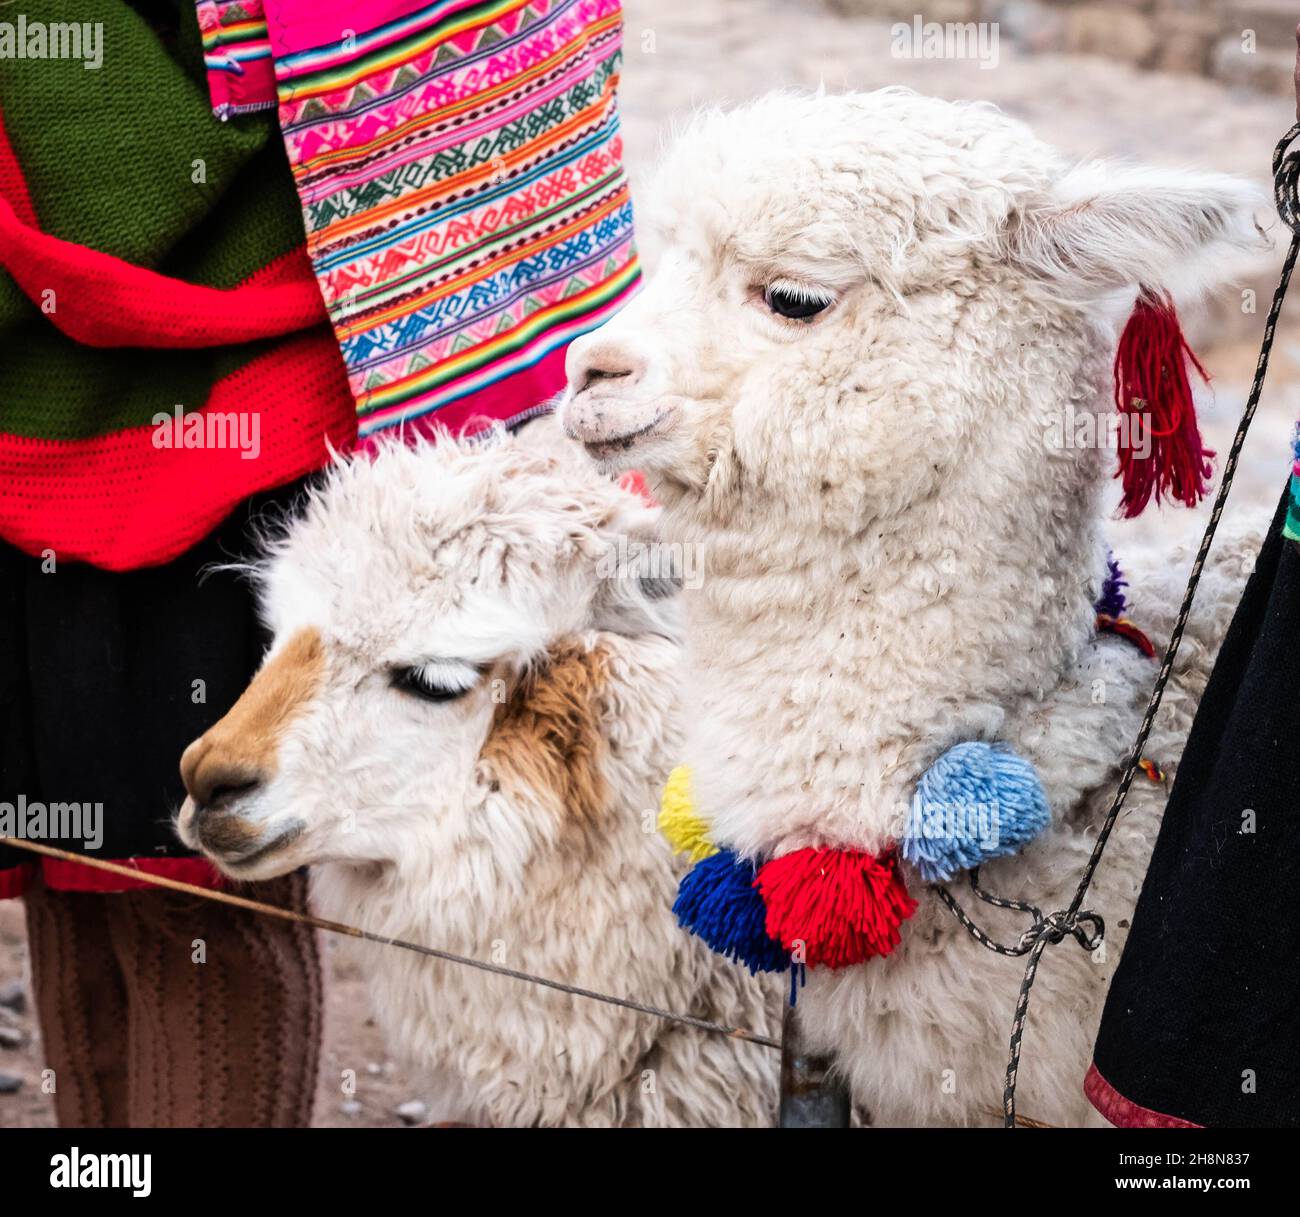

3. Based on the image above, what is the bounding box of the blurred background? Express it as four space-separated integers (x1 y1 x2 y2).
4 0 1299 1127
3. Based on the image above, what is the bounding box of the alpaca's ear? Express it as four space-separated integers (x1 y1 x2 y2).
1007 162 1265 304
589 522 683 642
590 565 681 641
576 479 681 641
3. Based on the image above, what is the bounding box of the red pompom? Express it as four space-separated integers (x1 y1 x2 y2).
618 470 656 506
1113 290 1213 518
754 847 917 970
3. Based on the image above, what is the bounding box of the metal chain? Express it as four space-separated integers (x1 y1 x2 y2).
935 122 1300 1127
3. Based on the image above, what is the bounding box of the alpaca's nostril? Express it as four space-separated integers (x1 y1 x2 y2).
180 733 267 811
567 336 649 399
184 753 264 814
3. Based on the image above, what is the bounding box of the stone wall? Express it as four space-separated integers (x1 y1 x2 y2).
826 0 1299 97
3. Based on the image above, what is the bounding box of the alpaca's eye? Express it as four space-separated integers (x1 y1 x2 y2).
392 661 479 704
764 284 832 321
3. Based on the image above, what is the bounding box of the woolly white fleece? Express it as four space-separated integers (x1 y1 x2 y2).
559 89 1266 1125
180 418 780 1127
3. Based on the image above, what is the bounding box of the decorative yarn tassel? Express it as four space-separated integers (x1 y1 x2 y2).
1113 290 1213 517
673 849 792 975
901 741 1052 882
754 847 917 970
1137 757 1166 784
1095 613 1156 658
1094 551 1128 620
789 962 805 1008
657 765 718 863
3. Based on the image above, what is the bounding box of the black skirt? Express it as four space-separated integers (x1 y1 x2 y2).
0 481 307 896
1089 485 1300 1127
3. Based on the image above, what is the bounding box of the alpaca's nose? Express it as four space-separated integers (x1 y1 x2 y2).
565 333 647 396
180 735 264 813
563 333 660 448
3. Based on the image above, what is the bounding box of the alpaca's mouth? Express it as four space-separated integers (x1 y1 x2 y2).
199 819 306 874
579 410 670 462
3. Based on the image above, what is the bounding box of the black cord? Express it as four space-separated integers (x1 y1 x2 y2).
936 122 1300 1128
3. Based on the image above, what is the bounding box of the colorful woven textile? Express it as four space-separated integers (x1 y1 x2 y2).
200 0 641 440
196 0 276 119
1285 422 1300 541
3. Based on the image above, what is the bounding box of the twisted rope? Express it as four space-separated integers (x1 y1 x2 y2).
936 122 1300 1127
0 838 780 1051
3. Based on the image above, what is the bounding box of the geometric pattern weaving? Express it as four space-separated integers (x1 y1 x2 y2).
199 0 641 438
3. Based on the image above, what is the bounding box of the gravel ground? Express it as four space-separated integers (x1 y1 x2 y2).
4 0 1299 1128
0 901 413 1129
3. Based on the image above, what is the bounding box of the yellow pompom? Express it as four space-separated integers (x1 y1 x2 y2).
658 765 718 862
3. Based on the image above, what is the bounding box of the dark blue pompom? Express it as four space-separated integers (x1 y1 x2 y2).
673 849 791 975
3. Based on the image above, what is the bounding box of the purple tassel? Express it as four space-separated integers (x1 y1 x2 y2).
1095 553 1128 619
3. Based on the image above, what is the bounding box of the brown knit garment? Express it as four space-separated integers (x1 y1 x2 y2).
24 872 321 1127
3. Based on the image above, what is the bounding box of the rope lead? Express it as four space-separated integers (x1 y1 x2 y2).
0 837 781 1052
937 121 1300 1127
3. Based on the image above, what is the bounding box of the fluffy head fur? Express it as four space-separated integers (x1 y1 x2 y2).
557 89 1263 1124
177 417 779 1126
559 87 1262 856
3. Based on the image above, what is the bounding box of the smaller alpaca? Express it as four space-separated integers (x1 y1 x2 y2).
176 417 779 1127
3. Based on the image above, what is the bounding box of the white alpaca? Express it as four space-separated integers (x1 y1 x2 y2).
559 89 1266 1126
176 418 780 1127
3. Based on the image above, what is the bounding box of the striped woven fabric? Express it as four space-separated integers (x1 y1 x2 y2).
195 1 276 119
1285 423 1300 541
201 0 641 440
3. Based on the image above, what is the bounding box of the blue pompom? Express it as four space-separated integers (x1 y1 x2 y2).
673 849 791 975
901 741 1051 882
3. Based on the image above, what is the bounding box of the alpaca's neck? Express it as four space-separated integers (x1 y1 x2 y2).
308 660 690 1124
664 450 1106 857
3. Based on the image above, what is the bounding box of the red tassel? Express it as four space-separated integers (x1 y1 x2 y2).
1113 291 1213 517
754 847 917 970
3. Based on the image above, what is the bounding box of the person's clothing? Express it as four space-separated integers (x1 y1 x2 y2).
0 0 355 571
24 871 321 1127
196 0 277 119
1286 424 1300 541
0 477 309 898
0 0 641 1128
196 0 641 441
1088 485 1300 1127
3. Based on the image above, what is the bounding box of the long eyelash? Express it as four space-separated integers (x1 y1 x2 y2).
767 281 834 307
409 660 479 693
392 660 481 702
